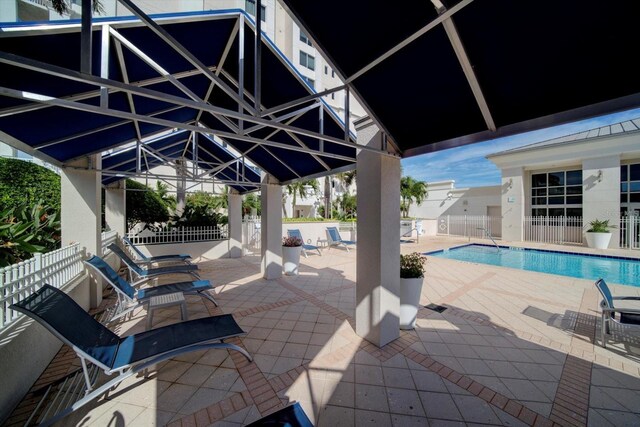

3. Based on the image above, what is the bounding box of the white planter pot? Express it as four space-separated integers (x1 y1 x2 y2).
400 277 423 330
585 232 612 249
282 246 302 275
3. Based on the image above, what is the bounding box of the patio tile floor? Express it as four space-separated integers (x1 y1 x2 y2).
5 236 640 426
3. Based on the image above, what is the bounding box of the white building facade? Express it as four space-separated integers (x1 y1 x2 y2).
488 118 640 248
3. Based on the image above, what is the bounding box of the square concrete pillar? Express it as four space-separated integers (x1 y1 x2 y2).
583 156 621 248
355 121 401 347
105 180 126 237
260 173 282 279
228 190 243 258
501 167 525 242
61 156 102 308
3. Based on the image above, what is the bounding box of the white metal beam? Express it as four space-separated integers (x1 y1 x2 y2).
261 86 346 117
0 85 358 162
117 0 253 113
345 0 473 84
113 38 143 140
0 52 380 155
441 17 495 131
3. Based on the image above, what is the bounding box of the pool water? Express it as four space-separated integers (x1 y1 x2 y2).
426 244 640 287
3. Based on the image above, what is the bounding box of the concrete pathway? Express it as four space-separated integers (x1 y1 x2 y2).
6 236 640 426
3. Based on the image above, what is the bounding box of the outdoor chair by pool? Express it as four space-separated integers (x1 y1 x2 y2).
85 255 218 322
108 243 200 284
123 236 191 264
287 229 321 257
10 285 251 426
595 278 640 348
326 226 356 252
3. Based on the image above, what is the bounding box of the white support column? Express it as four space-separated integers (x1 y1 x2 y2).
501 167 525 242
260 173 282 279
61 156 102 308
105 180 126 237
175 159 186 217
355 121 401 347
583 156 621 248
228 190 243 258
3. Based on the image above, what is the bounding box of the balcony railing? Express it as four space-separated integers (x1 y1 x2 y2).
101 230 118 255
0 243 83 330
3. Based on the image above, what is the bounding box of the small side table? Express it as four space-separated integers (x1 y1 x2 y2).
316 239 328 250
146 292 188 330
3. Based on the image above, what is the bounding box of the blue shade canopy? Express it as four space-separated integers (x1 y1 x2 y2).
0 10 357 188
279 0 640 157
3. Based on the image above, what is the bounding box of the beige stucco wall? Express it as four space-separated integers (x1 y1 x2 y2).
408 181 501 219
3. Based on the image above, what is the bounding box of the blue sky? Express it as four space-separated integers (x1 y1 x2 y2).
401 108 640 188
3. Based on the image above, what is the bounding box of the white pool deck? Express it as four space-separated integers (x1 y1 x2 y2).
7 236 640 426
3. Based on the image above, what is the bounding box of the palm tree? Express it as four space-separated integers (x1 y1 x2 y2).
242 193 260 218
51 0 104 15
400 176 428 218
154 181 177 212
286 180 319 218
336 170 357 190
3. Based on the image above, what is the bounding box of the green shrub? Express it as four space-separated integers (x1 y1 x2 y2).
400 252 426 279
0 158 60 212
0 201 61 267
125 179 170 230
586 219 615 233
173 191 227 228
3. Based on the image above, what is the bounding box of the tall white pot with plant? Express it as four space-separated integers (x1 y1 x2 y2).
400 252 426 330
585 219 613 249
282 236 303 275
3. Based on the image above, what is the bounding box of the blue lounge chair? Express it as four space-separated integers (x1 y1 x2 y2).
326 226 356 252
84 256 218 322
108 243 200 284
10 285 251 426
287 229 321 257
123 236 191 264
595 279 640 348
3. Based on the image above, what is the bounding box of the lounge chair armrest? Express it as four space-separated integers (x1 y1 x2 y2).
611 296 640 301
602 306 640 315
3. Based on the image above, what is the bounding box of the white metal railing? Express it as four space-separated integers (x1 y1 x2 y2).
21 0 54 9
0 243 83 330
523 216 583 244
437 215 502 239
620 215 640 249
126 225 228 245
243 220 261 254
101 230 118 254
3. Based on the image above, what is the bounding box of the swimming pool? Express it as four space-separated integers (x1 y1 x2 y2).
426 244 640 287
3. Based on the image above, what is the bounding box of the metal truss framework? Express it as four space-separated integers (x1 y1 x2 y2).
0 2 399 191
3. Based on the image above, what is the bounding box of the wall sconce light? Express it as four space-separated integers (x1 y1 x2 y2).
446 191 453 200
507 178 513 189
597 170 603 182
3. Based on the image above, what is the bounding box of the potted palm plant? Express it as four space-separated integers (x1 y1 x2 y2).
282 236 303 275
400 252 426 329
585 219 614 249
